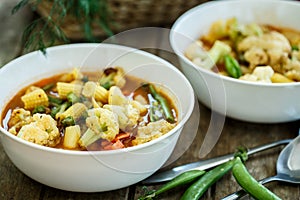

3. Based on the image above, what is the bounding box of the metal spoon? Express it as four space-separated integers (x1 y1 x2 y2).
142 139 291 184
222 135 300 200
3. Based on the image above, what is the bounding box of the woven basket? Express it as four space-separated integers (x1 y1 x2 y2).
35 0 209 40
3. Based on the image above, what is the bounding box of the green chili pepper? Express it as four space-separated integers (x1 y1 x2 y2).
138 170 205 200
224 55 242 78
232 157 281 200
180 159 236 200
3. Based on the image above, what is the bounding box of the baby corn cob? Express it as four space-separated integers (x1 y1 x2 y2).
57 82 82 99
82 81 108 103
94 85 108 103
63 125 81 149
56 102 87 120
21 88 49 110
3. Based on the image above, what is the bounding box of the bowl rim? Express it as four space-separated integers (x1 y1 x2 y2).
0 43 195 156
169 0 300 88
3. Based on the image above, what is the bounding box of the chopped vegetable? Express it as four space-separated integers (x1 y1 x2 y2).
32 105 47 114
67 92 81 104
61 116 75 127
99 67 126 89
78 107 119 147
207 40 232 68
224 55 242 78
63 125 81 149
146 84 175 123
17 113 61 147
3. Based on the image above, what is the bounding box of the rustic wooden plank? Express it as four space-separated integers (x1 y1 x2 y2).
0 144 43 200
0 0 32 67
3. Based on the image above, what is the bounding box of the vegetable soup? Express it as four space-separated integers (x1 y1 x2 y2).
1 67 178 151
185 17 300 83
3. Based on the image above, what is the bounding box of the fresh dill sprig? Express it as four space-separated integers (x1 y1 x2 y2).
12 0 114 53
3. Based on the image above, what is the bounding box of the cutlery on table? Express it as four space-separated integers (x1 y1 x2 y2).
142 139 292 184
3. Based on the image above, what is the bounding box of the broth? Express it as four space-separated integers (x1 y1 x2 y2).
1 68 178 151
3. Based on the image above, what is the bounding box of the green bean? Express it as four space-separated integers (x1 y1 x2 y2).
180 159 236 200
42 83 55 91
232 157 281 200
61 116 75 127
48 95 64 106
138 170 205 200
148 84 175 123
292 45 299 51
67 92 80 104
32 105 46 114
224 55 242 78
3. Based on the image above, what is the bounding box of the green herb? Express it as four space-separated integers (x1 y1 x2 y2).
12 0 114 53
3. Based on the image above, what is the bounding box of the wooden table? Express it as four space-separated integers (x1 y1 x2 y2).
1 1 300 199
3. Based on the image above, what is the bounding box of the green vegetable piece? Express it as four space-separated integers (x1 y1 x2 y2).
138 170 205 200
180 159 236 200
205 40 232 69
224 55 242 78
61 116 75 127
99 69 117 89
67 92 80 104
48 95 64 106
79 124 108 148
50 101 71 118
292 45 299 51
232 157 281 200
42 83 55 91
149 99 163 122
32 105 46 114
148 84 175 123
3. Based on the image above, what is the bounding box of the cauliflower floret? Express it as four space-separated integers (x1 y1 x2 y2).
238 31 291 68
103 104 140 130
185 40 207 60
108 86 129 105
132 119 176 146
17 114 60 147
86 108 119 141
8 108 33 135
243 47 268 67
106 86 147 130
284 60 300 81
239 66 274 83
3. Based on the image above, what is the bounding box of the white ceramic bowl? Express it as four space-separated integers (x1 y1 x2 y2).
0 43 194 192
170 0 300 123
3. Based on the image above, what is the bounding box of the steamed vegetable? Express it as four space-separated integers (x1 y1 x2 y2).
185 17 300 83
